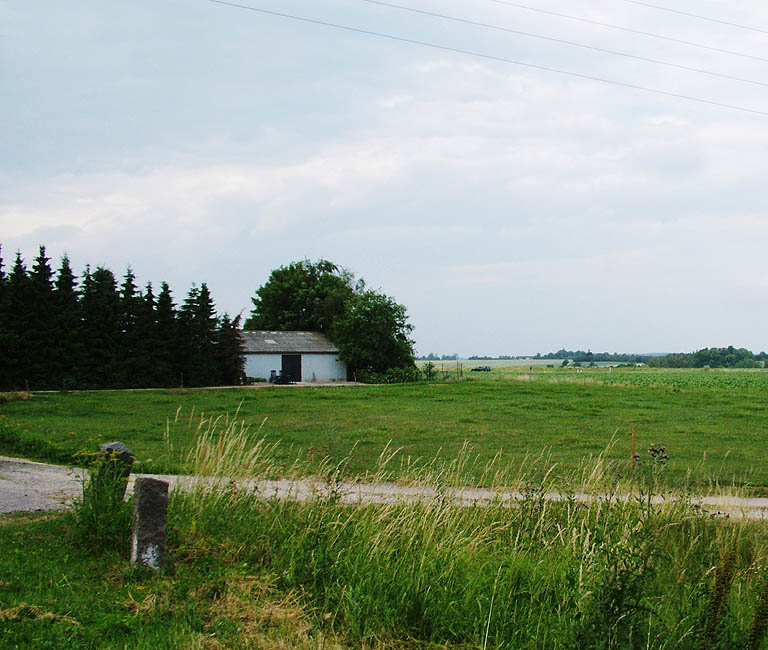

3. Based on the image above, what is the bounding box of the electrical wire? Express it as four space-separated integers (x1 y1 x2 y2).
486 0 768 63
619 0 768 35
206 0 768 117
362 0 768 88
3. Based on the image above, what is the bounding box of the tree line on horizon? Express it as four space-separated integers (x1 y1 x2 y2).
420 347 768 368
0 244 245 391
647 346 767 369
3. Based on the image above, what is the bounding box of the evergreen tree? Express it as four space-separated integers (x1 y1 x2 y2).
154 282 180 387
0 245 5 308
178 283 220 387
80 266 121 388
27 246 57 388
52 254 82 389
117 268 143 387
133 282 162 387
217 313 245 385
0 245 8 388
3 253 32 390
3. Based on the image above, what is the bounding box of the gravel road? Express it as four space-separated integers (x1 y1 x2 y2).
3 455 768 519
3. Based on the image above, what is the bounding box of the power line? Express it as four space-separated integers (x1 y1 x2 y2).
206 0 768 117
619 0 768 35
486 0 768 64
362 0 768 88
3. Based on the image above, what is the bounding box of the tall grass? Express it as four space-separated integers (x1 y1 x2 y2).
168 414 768 649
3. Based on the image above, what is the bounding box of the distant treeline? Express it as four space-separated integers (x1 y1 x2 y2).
418 353 461 361
461 350 652 363
536 349 651 363
647 347 768 369
423 347 768 368
0 245 245 391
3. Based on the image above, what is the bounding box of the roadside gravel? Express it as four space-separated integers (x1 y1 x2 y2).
2 455 768 519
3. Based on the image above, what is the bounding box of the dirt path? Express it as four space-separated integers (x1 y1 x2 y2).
3 455 768 519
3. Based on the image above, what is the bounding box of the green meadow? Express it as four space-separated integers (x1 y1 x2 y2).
3 411 768 649
4 369 768 649
2 367 768 490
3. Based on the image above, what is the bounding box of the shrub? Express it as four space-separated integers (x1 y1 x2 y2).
70 449 133 555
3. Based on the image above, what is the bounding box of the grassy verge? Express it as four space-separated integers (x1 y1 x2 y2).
4 419 768 649
3 374 768 490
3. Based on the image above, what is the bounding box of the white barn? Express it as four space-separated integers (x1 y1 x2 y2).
242 331 347 383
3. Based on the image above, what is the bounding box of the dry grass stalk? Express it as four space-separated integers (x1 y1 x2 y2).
0 603 80 626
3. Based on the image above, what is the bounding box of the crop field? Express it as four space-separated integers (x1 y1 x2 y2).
2 368 768 491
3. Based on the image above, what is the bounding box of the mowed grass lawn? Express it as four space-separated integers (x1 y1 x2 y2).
2 372 768 489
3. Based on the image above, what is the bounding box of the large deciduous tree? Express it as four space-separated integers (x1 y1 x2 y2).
333 289 415 375
244 259 355 333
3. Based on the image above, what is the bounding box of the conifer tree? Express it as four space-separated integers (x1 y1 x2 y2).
80 266 121 388
52 254 82 389
154 281 180 387
0 245 8 387
178 283 220 387
28 246 56 388
3 253 31 390
118 268 143 387
0 245 6 308
217 313 245 385
133 282 161 387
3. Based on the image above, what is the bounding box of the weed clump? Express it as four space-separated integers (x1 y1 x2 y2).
70 448 133 555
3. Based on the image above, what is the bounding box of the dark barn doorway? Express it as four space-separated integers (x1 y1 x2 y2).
281 354 302 382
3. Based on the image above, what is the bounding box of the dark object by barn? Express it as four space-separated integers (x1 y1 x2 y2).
273 371 295 385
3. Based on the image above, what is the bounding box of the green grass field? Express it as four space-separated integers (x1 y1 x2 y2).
4 372 768 649
2 368 768 490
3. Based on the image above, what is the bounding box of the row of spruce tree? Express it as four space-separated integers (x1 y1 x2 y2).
0 245 245 391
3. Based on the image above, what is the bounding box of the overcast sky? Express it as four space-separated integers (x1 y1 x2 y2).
2 0 768 356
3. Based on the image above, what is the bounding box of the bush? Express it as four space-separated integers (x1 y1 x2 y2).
70 449 133 555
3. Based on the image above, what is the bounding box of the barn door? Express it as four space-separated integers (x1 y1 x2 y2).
281 354 302 382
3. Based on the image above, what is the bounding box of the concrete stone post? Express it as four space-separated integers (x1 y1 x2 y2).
130 477 169 572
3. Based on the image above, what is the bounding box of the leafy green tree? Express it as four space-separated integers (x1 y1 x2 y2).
333 289 415 376
245 259 355 333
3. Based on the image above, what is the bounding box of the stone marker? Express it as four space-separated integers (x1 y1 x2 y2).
94 441 135 500
130 477 169 572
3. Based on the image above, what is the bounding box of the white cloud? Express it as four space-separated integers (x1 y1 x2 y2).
3 0 768 354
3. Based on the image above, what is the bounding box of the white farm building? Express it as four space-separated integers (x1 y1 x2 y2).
242 331 347 383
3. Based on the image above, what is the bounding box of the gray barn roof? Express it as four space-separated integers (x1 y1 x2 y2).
241 331 339 354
